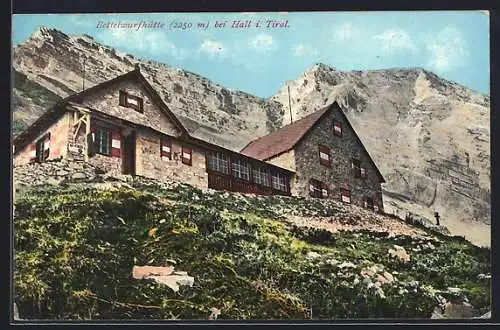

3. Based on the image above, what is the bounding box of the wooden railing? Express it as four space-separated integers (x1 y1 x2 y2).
207 171 290 196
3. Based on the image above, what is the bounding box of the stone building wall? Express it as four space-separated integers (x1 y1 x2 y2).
135 129 208 189
88 119 123 176
293 106 384 210
13 158 100 186
14 112 72 166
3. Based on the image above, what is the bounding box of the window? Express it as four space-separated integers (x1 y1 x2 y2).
334 120 342 137
182 146 192 166
232 158 250 181
161 138 172 160
309 179 322 198
318 145 331 167
207 151 229 174
93 128 111 155
340 187 351 203
365 197 374 210
272 172 287 192
352 158 366 179
253 167 270 187
34 133 50 162
322 185 329 198
119 90 144 112
310 179 329 199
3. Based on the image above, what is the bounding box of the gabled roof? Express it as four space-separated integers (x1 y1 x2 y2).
13 66 188 153
240 105 331 161
241 102 385 183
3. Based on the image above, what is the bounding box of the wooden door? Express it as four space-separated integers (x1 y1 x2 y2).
122 132 136 175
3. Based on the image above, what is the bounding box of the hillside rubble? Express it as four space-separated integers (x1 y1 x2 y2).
13 160 490 320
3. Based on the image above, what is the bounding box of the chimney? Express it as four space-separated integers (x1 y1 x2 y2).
288 85 293 124
134 63 141 72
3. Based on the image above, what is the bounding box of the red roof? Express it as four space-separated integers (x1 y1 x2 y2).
241 105 331 160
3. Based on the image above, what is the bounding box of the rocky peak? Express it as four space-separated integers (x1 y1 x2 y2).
31 26 70 43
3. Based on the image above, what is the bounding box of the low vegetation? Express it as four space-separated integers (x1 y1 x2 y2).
13 180 490 320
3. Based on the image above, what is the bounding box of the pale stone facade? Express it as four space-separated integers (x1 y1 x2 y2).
135 130 208 189
14 112 72 166
265 150 297 194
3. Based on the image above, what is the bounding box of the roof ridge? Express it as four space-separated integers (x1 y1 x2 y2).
240 104 334 160
242 104 331 148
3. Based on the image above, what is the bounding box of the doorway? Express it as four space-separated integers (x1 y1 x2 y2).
122 131 136 175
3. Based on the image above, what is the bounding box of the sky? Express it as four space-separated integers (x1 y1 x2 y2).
12 11 490 98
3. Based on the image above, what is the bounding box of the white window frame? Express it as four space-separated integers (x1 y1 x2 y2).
232 158 250 181
320 151 330 161
272 172 287 191
341 188 351 203
94 128 111 156
253 167 270 187
208 152 229 174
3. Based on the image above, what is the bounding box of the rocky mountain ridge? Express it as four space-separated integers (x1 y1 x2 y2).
11 27 491 246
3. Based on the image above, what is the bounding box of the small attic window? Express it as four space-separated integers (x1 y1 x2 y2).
119 90 143 112
334 120 342 137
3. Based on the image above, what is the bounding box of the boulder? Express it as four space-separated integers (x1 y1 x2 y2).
442 302 475 319
132 265 194 292
388 246 410 263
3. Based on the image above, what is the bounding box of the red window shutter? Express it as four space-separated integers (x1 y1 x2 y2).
119 91 127 106
340 188 351 203
43 133 51 159
138 97 144 112
319 145 329 154
182 146 192 166
319 145 331 167
334 120 342 137
320 182 329 198
161 138 172 160
28 143 37 163
111 131 121 158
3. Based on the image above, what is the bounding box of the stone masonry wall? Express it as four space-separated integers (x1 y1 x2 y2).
69 117 124 176
13 158 101 186
293 105 384 210
136 129 208 189
14 112 72 166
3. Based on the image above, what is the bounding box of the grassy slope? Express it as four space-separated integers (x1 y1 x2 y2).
13 181 491 320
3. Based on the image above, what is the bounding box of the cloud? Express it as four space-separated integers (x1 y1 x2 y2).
424 27 469 72
68 14 95 27
373 29 417 54
97 28 187 60
199 39 225 58
250 33 275 52
333 23 357 42
292 44 318 57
